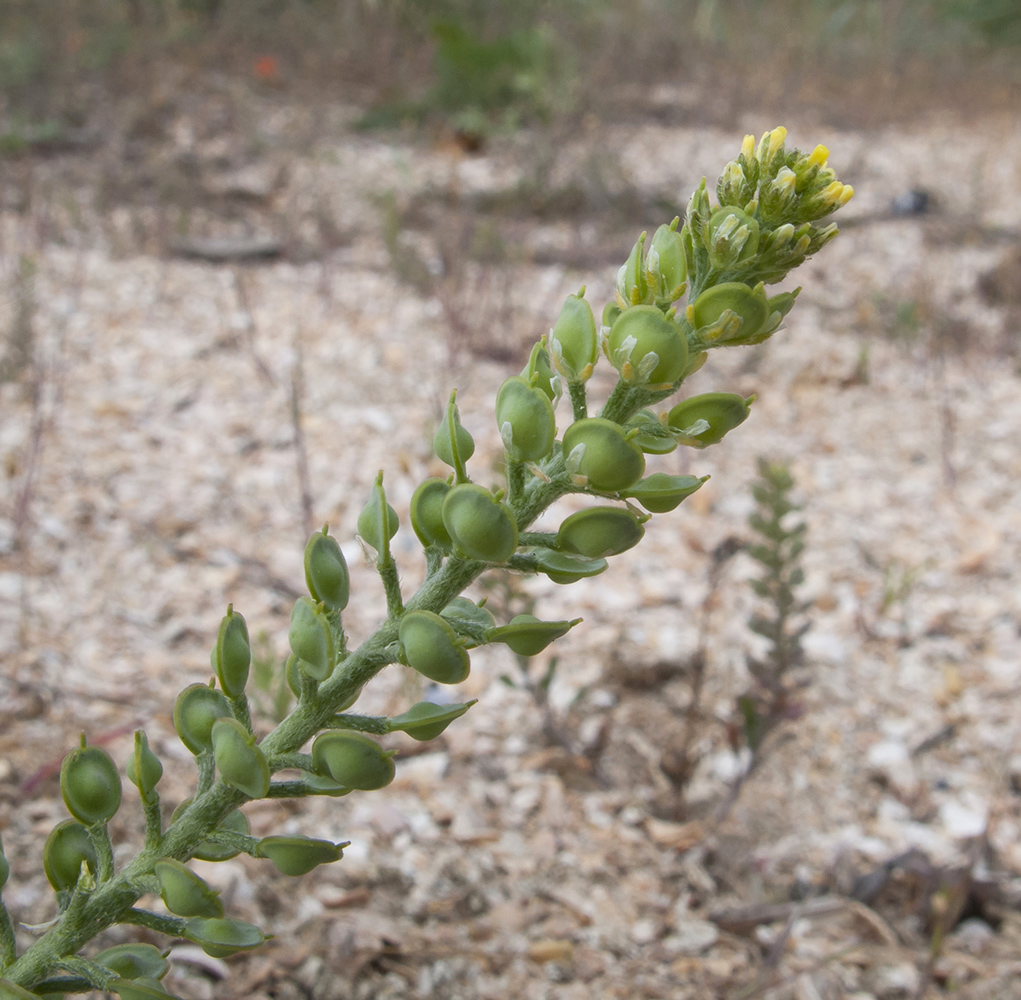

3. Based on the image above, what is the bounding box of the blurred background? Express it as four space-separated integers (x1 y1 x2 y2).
1 3 1021 999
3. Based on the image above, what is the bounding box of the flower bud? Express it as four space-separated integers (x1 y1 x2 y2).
623 473 708 513
433 392 475 472
530 548 608 585
562 417 645 493
549 289 598 382
616 233 651 307
171 799 251 861
399 609 470 685
185 917 266 959
496 375 556 462
624 410 676 455
441 596 495 629
312 731 396 791
521 340 561 403
388 700 476 741
357 475 399 555
756 126 788 178
441 484 518 563
304 527 350 611
256 836 345 876
211 718 270 799
604 305 688 388
211 605 250 700
126 730 163 805
154 858 224 918
173 684 232 756
410 477 454 550
707 207 760 270
288 596 335 682
716 158 754 208
688 281 771 345
556 506 645 559
94 943 170 982
667 392 754 447
60 741 122 826
760 165 798 222
485 614 581 657
646 220 687 303
42 819 97 891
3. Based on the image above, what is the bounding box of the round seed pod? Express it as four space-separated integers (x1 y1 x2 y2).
605 305 688 387
211 605 250 699
623 473 708 513
256 836 345 877
312 731 396 791
521 340 560 403
304 527 350 611
667 392 753 447
357 478 400 554
495 375 556 462
126 730 163 805
185 917 266 959
42 820 97 892
556 506 645 559
288 596 335 682
388 700 476 741
689 282 770 343
707 206 760 268
624 410 676 455
0 980 47 1000
433 402 475 469
109 977 179 1000
60 743 122 826
399 610 470 685
170 799 251 862
410 478 453 550
601 301 622 331
94 943 170 982
173 684 232 756
441 484 518 563
549 290 598 381
646 221 687 303
154 858 224 919
485 614 581 657
441 597 495 629
562 418 645 493
211 718 270 800
531 549 608 585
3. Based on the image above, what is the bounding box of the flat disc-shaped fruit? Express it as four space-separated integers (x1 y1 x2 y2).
399 610 470 684
562 418 645 493
441 484 518 563
556 506 645 559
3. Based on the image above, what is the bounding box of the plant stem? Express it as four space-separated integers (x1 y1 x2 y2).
568 380 587 421
0 900 16 968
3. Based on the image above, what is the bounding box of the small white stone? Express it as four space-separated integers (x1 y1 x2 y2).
663 919 719 955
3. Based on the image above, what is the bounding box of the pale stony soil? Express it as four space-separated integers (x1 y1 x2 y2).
1 82 1021 1000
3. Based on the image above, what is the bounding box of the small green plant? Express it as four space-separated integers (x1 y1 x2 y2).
0 128 851 998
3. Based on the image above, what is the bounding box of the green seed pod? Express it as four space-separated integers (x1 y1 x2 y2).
562 417 645 493
441 596 496 629
767 287 799 324
109 977 180 1000
622 473 709 513
616 232 651 307
211 605 251 699
211 718 270 799
304 526 350 612
185 917 267 959
624 410 677 455
388 700 476 741
256 836 345 876
171 799 251 862
60 741 122 826
95 943 170 983
601 301 622 331
288 596 335 682
311 731 396 791
549 289 598 382
173 684 232 756
689 281 770 345
433 392 475 472
530 548 608 585
441 484 518 563
605 305 688 388
410 477 453 550
296 773 352 797
646 220 687 303
357 474 400 555
667 392 754 447
1 981 55 1000
126 730 163 805
556 506 645 559
42 820 97 892
521 340 561 403
707 207 760 270
485 614 581 656
154 858 224 919
399 609 471 685
496 375 556 462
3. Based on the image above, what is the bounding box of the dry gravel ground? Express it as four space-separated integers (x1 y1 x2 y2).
1 82 1021 1000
